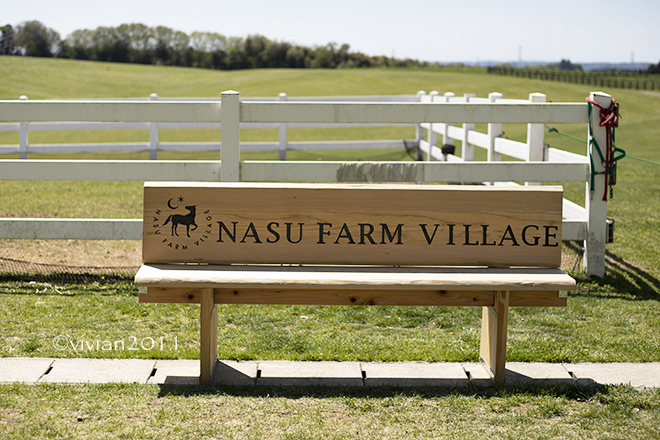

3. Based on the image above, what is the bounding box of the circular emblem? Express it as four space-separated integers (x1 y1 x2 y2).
152 195 214 251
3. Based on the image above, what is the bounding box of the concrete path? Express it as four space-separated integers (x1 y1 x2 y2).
1 358 658 389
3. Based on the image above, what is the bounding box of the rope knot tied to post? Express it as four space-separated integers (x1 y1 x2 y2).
586 96 625 201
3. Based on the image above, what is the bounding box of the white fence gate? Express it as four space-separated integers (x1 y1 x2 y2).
0 91 612 276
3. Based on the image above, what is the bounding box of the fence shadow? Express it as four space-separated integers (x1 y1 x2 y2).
0 257 137 285
568 250 660 301
561 241 660 301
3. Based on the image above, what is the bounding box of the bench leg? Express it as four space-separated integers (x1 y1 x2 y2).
479 290 510 386
200 288 218 384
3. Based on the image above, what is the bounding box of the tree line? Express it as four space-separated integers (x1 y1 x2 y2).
487 65 660 91
1 20 438 70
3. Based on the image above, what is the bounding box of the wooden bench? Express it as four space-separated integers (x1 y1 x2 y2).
135 182 576 385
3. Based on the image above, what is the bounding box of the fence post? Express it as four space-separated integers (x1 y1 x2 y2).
584 91 610 277
18 95 28 159
427 91 439 161
526 92 546 185
487 92 503 163
149 93 159 160
415 91 426 161
221 90 241 182
278 93 287 161
440 92 455 160
461 94 476 161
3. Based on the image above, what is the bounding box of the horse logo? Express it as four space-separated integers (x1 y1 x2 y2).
163 205 198 238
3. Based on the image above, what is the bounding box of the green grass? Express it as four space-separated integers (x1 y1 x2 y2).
1 262 659 362
1 57 659 276
0 383 659 439
1 58 660 438
0 57 491 99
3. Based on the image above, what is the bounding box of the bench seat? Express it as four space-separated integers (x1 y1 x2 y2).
136 264 573 307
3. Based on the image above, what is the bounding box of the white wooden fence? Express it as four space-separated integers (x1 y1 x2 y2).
0 90 612 276
0 94 418 160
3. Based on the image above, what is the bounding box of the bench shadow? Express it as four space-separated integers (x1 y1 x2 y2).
155 361 602 399
156 378 609 401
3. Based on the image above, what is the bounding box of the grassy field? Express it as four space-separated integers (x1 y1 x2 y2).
1 56 659 273
1 382 659 439
1 57 660 439
1 277 658 363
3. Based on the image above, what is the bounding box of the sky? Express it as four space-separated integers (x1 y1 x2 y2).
3 0 659 64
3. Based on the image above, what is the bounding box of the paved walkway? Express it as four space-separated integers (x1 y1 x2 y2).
1 358 659 388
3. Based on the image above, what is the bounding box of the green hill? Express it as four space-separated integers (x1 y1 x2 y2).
1 56 659 274
0 55 623 100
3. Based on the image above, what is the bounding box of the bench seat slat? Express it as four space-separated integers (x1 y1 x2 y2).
139 285 567 307
135 264 576 291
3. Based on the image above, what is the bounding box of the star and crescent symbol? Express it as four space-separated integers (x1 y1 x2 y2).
167 196 185 210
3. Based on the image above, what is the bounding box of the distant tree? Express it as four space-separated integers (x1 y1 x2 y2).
53 21 430 71
1 24 19 55
336 43 350 67
285 46 309 68
347 51 373 68
62 28 95 59
189 31 226 69
92 26 130 62
557 59 583 71
154 26 174 65
260 39 290 68
225 37 249 70
170 31 190 66
310 43 337 68
647 61 660 74
15 20 60 57
124 23 155 64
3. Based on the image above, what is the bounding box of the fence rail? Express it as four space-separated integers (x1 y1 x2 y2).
0 91 611 276
0 94 418 159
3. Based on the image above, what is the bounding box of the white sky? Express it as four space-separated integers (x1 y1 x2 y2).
3 0 659 63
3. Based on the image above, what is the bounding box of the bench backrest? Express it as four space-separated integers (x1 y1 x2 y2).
142 182 563 268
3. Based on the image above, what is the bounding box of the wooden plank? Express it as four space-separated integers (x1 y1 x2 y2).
0 100 222 122
467 131 489 149
240 102 588 124
547 147 589 163
0 160 220 181
220 91 240 182
494 138 528 160
139 287 203 304
240 161 590 183
215 288 496 306
139 285 567 307
135 264 576 291
199 288 217 384
563 199 587 220
0 218 142 240
215 288 567 307
584 92 612 277
136 263 576 290
562 220 588 241
0 160 588 184
509 290 567 307
142 183 564 268
480 290 510 386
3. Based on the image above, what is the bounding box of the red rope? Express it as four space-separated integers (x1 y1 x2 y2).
586 97 618 201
